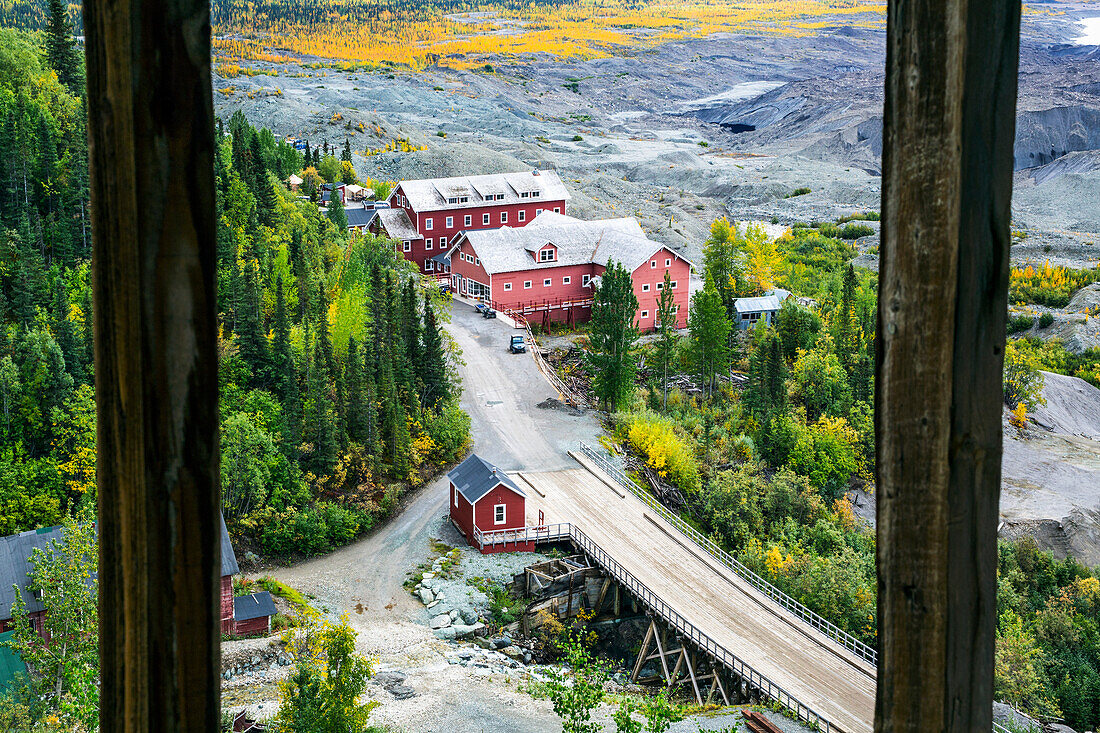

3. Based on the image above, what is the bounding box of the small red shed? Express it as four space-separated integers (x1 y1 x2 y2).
448 454 533 553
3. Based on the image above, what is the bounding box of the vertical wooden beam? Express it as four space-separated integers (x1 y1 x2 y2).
631 620 656 681
84 1 220 731
876 0 1019 730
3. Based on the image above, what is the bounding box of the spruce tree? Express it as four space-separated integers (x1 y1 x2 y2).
52 282 83 384
341 138 352 163
653 270 679 411
305 336 338 476
272 277 301 449
585 260 640 412
687 274 731 396
45 0 82 91
257 172 279 229
419 294 448 408
344 338 365 443
326 189 347 232
401 278 421 376
235 259 269 385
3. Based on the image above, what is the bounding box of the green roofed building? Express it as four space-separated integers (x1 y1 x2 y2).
0 630 26 694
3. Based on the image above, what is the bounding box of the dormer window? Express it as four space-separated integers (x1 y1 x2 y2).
459 196 469 203
539 247 556 262
521 192 530 198
532 191 540 198
447 197 458 205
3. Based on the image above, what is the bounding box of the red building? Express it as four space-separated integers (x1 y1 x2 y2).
0 514 271 640
375 170 570 273
448 454 532 554
446 212 693 331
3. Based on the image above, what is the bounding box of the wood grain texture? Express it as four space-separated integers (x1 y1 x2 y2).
876 0 1019 730
83 1 220 731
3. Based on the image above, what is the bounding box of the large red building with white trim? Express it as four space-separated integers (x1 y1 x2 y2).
446 212 692 331
371 170 570 273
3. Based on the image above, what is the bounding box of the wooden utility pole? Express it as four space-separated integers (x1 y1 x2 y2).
84 1 221 731
876 0 1020 730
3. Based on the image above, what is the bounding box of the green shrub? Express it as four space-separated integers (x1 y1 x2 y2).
815 221 838 238
785 187 812 198
838 223 875 240
572 134 583 141
1007 313 1034 334
1039 312 1054 328
616 410 701 494
254 502 367 557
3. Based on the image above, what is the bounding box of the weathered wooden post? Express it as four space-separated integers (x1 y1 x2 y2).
876 0 1020 730
84 0 221 730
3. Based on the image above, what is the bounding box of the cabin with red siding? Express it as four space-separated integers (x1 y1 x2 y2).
448 454 532 553
446 211 692 331
381 170 570 273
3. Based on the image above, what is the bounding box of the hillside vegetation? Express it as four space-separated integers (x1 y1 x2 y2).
5 0 885 70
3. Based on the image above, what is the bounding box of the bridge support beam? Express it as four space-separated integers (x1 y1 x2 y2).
629 618 737 707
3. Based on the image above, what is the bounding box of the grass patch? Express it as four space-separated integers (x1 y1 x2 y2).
784 186 811 198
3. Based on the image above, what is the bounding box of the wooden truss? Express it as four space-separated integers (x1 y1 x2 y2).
630 618 732 706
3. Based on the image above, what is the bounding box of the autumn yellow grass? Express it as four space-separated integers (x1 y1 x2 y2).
212 0 886 71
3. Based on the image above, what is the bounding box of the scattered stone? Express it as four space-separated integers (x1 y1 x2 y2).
461 608 479 625
388 684 416 700
418 587 435 605
430 614 452 629
421 572 436 580
500 645 524 660
491 637 511 650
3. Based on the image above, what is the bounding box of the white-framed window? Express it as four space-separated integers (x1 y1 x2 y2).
475 258 480 266
425 239 433 250
524 280 532 289
425 217 433 230
459 196 469 203
465 214 472 227
503 282 512 291
539 248 555 262
494 504 507 525
582 274 590 286
533 191 541 198
641 310 649 319
501 212 508 223
563 276 571 285
446 216 454 228
454 490 458 507
518 210 526 222
403 241 411 252
483 213 490 225
670 281 677 289
536 208 543 215
543 278 551 287
650 260 657 269
520 192 530 199
440 236 447 247
554 207 560 213
656 282 663 290
425 260 434 271
642 284 650 292
666 258 672 267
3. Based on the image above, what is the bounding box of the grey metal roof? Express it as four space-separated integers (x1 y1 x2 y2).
451 212 690 276
447 454 525 505
233 591 276 622
734 294 782 314
345 206 374 228
375 208 422 240
398 170 570 213
220 514 239 577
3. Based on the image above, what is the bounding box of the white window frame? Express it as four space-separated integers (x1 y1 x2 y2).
454 490 458 507
440 236 447 247
651 260 657 269
582 274 590 286
554 207 560 213
642 284 650 292
425 260 434 272
563 276 571 285
524 280 532 289
543 278 551 287
425 238 433 250
476 258 480 266
465 214 472 227
402 241 411 252
520 191 530 199
483 213 490 225
501 211 508 223
518 210 526 223
656 282 663 290
446 216 454 228
494 504 507 525
641 310 649 319
536 208 543 215
670 281 678 289
425 217 433 230
666 258 672 267
503 282 512 291
539 248 555 262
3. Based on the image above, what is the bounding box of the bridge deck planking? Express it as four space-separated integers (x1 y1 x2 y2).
518 465 876 733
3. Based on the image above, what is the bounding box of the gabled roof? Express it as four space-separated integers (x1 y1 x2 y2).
735 294 782 314
233 591 277 622
345 206 374 228
447 454 525 505
397 170 570 213
1 515 237 621
449 212 692 276
374 208 422 240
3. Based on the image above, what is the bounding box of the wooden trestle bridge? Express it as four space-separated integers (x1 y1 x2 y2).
472 444 877 733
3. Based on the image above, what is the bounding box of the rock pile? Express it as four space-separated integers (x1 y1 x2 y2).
413 565 486 641
220 638 292 683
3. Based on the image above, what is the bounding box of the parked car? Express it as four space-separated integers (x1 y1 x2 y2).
509 335 526 353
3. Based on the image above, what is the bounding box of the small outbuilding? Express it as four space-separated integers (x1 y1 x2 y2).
232 591 278 637
448 454 531 553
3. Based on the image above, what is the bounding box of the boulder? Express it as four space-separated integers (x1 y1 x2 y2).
421 572 436 580
501 645 524 660
430 614 452 629
434 626 459 640
461 608 479 625
418 588 435 605
450 622 486 639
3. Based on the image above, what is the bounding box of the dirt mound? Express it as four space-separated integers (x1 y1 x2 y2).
1027 149 1100 185
1067 282 1100 312
1014 105 1100 170
1030 371 1100 438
